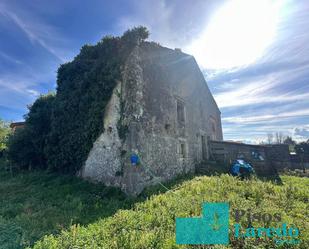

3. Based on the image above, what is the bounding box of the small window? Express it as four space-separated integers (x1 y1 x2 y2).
180 143 186 158
177 100 185 123
165 123 171 131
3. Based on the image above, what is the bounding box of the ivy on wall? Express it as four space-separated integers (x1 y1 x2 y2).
8 26 149 173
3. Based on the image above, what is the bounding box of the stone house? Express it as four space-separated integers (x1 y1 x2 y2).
81 42 223 195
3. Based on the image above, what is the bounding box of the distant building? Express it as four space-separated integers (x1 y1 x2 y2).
10 122 25 132
81 42 223 195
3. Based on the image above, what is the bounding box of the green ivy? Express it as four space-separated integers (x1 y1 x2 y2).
8 26 149 173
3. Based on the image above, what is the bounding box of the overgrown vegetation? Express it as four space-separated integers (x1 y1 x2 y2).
7 94 55 171
7 26 149 173
0 162 132 249
30 174 308 249
0 118 10 154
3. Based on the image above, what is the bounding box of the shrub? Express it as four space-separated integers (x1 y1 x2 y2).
0 118 10 154
7 94 55 171
7 127 36 170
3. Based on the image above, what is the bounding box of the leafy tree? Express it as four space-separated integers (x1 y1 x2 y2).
7 127 35 170
7 93 55 170
121 26 149 45
0 118 10 152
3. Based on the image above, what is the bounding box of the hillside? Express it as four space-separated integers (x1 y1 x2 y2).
28 174 308 249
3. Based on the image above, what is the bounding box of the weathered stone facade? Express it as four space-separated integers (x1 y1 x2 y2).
81 42 223 195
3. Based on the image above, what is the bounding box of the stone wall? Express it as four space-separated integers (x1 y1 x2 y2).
208 141 306 175
118 43 223 194
81 42 223 195
208 140 276 175
81 82 123 187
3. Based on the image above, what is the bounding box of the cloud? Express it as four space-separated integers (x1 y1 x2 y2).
0 74 53 115
116 0 224 49
293 127 309 139
0 51 22 64
114 0 309 143
223 109 309 125
212 62 309 108
26 89 40 97
0 3 67 62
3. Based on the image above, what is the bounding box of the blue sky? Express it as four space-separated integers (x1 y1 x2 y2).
0 0 308 143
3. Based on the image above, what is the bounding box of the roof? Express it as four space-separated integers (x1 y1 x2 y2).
10 122 26 128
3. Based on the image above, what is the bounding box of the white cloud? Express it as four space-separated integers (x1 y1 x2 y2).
223 109 309 124
0 76 46 111
0 51 22 64
0 3 67 62
213 63 309 108
116 0 174 47
293 127 309 139
26 89 40 97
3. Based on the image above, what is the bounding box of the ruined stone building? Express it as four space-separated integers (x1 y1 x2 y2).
81 42 223 194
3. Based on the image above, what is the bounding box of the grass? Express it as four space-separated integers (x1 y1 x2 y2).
0 159 134 249
30 174 308 249
1 157 308 249
0 158 192 249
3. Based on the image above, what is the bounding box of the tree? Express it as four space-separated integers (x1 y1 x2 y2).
7 127 36 170
275 132 285 144
121 26 149 45
283 136 296 145
7 93 55 170
266 133 273 144
0 118 10 152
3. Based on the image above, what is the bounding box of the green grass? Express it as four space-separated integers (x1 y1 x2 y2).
0 164 134 249
0 159 191 249
1 156 308 249
29 174 309 249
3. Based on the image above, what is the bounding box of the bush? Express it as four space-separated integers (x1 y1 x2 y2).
0 119 10 154
7 128 36 171
7 94 55 171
